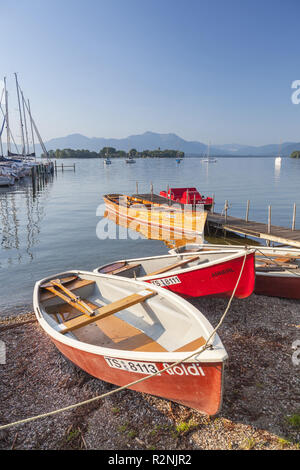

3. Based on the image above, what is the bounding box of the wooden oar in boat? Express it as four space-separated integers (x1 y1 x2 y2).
41 278 96 317
50 279 95 315
42 277 156 334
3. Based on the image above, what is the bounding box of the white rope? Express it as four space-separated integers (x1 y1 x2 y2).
0 252 248 431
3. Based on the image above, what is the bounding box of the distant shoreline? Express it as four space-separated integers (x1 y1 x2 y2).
43 154 286 159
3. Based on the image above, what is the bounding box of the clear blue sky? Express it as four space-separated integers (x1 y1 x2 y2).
1 0 300 145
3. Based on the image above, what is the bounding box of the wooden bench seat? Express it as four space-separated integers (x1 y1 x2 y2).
40 278 96 302
61 289 156 334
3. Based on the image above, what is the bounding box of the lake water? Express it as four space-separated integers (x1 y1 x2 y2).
0 156 300 314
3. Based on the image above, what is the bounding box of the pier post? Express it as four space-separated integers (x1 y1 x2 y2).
211 193 215 214
246 200 250 222
224 200 228 223
268 205 271 233
62 163 64 172
136 182 138 194
73 163 75 171
150 182 153 201
292 203 296 230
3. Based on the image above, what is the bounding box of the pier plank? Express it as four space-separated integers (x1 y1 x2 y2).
207 212 300 248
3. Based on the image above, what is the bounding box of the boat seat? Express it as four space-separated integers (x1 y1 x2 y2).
90 315 167 352
40 277 96 302
60 289 156 334
147 255 200 276
53 306 206 353
99 262 142 275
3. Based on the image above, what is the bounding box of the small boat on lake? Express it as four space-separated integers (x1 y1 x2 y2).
103 193 208 238
94 248 255 299
159 187 214 211
104 157 112 165
168 243 300 299
0 173 15 186
201 142 217 163
125 156 136 164
34 270 227 415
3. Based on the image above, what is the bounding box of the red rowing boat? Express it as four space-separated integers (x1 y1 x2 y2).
95 249 255 299
34 271 227 415
168 243 300 299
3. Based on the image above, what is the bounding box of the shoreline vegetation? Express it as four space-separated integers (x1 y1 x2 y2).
41 147 185 159
290 151 300 159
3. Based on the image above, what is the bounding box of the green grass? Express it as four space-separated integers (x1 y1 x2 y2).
286 414 300 428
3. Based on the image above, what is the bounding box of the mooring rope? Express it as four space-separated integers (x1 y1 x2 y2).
0 252 248 431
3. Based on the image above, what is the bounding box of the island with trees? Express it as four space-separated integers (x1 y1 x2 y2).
42 147 184 159
290 151 300 159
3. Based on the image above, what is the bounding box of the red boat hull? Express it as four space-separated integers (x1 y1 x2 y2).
255 273 300 299
145 252 255 299
51 338 224 415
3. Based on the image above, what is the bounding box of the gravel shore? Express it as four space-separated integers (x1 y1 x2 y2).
0 294 299 451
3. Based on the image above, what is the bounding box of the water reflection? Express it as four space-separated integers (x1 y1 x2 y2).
0 173 53 266
104 210 203 249
274 157 281 183
104 207 260 249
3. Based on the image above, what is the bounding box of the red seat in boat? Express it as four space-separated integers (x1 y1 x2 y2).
160 187 213 206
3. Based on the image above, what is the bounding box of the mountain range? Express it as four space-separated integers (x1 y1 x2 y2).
11 131 300 157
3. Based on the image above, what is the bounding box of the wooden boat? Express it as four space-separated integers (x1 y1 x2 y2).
33 270 228 415
159 187 214 211
94 248 255 299
168 243 300 299
103 193 208 238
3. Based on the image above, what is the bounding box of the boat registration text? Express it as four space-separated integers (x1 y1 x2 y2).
104 357 206 377
149 275 181 287
104 357 160 374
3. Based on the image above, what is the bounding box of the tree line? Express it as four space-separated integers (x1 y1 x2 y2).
290 151 300 159
42 147 185 159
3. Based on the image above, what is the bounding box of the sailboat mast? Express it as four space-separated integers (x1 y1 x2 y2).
21 91 30 155
28 99 36 158
22 98 48 158
0 88 4 156
14 72 26 157
3 77 11 156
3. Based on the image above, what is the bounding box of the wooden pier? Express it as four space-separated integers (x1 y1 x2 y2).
207 209 300 248
54 160 76 172
132 184 300 248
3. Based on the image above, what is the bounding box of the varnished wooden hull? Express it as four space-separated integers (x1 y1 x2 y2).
103 194 207 237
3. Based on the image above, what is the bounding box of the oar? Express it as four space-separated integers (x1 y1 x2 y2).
50 279 95 315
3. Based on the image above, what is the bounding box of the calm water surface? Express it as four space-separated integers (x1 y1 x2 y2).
0 156 299 313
